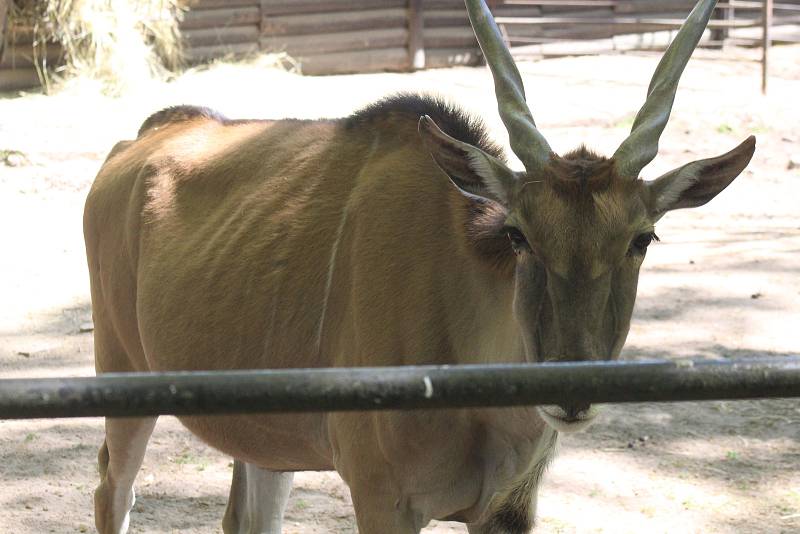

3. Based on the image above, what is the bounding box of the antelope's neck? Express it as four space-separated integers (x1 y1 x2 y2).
448 266 523 365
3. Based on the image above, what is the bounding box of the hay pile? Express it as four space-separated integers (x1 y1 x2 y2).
9 0 186 93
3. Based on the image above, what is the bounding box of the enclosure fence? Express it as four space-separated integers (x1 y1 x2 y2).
2 356 799 420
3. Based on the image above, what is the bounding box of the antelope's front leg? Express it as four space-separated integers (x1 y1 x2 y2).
334 432 423 532
222 460 293 534
350 487 423 534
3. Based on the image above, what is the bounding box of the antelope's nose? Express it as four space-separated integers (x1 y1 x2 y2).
560 402 590 420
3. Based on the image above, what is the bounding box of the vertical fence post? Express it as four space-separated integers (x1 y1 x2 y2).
259 0 269 55
0 0 8 61
408 0 425 70
710 2 730 49
762 0 772 94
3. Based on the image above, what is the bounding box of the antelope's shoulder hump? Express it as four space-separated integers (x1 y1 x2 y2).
345 93 504 160
137 105 227 137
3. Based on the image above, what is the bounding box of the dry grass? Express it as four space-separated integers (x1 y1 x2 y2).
8 0 186 94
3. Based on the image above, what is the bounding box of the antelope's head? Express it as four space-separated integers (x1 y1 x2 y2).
419 0 755 432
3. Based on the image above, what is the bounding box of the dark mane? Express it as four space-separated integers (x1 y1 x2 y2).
348 93 513 275
345 93 505 161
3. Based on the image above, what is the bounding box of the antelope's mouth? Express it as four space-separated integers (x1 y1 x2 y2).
537 404 599 433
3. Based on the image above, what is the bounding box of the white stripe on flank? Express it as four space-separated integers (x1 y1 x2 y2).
316 134 379 351
315 204 349 351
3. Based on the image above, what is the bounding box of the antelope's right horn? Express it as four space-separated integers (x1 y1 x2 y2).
464 0 553 175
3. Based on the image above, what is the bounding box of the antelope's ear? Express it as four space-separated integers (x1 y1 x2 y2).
418 115 517 206
646 136 756 219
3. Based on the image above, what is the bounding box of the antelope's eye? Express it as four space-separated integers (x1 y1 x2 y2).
628 232 659 256
504 226 531 255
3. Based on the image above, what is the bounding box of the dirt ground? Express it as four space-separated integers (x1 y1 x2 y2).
0 44 799 533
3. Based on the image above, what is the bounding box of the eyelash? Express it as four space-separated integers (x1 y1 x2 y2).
503 226 531 255
628 231 660 256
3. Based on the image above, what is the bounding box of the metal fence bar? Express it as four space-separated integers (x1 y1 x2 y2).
1 357 798 420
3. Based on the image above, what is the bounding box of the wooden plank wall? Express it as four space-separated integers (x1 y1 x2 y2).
0 20 61 92
181 0 261 63
500 0 696 46
0 0 7 59
251 0 700 73
2 0 800 91
260 0 410 75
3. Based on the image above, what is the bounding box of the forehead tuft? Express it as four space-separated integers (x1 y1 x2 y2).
544 145 614 196
521 146 644 228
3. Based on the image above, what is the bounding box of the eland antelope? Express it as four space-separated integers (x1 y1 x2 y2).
84 0 754 532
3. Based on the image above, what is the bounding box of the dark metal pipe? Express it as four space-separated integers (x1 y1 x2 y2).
1 357 798 420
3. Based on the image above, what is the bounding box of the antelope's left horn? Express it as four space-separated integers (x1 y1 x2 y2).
613 0 719 179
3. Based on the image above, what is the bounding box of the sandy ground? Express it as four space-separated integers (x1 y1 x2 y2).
0 44 799 533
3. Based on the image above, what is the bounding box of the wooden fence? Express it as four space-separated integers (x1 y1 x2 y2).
180 0 483 74
1 0 799 91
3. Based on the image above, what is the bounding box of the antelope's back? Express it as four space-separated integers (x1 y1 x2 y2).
83 102 464 379
84 112 367 373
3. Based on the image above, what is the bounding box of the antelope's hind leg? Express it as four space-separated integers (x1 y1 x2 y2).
94 416 157 534
222 460 294 534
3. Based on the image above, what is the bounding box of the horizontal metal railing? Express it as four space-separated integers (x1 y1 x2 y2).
1 357 798 420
